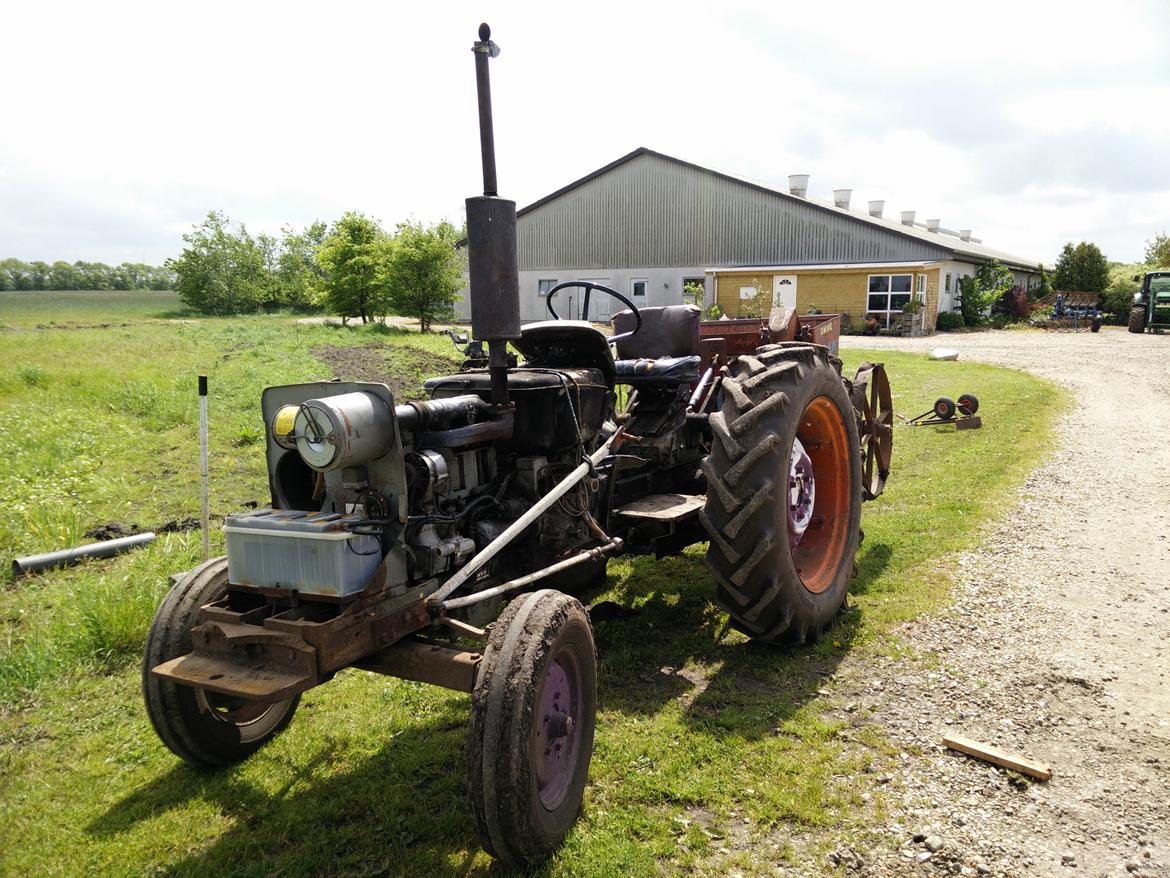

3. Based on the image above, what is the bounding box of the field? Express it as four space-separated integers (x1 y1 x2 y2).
0 292 1064 876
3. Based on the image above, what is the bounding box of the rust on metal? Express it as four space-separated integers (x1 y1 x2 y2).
850 362 893 501
356 638 483 692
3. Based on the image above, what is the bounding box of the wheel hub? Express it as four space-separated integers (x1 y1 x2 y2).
788 436 815 547
535 654 579 810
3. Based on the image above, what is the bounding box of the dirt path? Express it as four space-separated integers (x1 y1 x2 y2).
815 329 1170 878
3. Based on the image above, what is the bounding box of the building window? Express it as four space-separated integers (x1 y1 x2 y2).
945 273 952 293
631 279 648 298
739 286 758 300
867 273 913 327
537 279 557 297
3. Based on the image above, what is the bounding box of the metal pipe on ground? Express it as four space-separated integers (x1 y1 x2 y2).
12 532 156 578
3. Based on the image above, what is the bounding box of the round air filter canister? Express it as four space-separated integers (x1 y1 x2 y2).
293 391 394 471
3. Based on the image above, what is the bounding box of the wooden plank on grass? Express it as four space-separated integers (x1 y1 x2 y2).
943 734 1052 781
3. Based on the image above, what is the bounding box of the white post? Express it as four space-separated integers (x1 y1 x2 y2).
198 375 209 562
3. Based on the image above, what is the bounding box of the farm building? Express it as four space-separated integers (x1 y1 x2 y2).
455 148 1041 333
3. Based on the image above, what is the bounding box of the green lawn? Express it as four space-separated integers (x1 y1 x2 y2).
0 306 1065 877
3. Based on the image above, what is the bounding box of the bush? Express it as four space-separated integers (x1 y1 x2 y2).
1101 264 1143 321
936 311 965 331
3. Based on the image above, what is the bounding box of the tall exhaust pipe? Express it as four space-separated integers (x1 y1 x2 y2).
466 23 520 406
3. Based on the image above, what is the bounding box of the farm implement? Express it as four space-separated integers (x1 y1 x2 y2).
142 24 893 867
901 393 982 429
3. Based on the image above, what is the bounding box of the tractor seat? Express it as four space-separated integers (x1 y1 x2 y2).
611 305 701 386
613 355 700 385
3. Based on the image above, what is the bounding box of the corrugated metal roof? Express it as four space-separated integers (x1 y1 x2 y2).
517 148 1041 273
707 260 940 272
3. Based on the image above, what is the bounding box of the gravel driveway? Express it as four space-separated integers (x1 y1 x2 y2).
816 328 1170 878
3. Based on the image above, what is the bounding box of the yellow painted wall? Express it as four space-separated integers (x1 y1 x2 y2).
711 265 942 330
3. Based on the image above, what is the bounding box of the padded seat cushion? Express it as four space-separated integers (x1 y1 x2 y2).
613 355 700 385
612 305 700 359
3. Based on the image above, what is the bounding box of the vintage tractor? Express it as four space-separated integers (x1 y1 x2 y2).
1128 271 1170 333
142 24 892 867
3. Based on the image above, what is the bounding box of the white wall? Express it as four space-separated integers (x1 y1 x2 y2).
937 260 1038 314
456 267 711 324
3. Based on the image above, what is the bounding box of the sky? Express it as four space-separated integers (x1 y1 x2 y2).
1 0 1168 267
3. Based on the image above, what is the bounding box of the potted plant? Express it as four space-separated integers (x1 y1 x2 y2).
900 299 922 336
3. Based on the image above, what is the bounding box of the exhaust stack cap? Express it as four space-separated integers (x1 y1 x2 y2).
926 218 940 232
960 229 972 241
868 200 884 217
788 174 809 198
901 210 916 226
833 188 852 209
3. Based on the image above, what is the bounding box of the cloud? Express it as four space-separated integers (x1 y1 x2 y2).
0 0 1166 265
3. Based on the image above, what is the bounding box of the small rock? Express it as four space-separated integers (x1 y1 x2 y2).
926 835 944 853
1061 852 1076 866
913 833 927 843
917 851 933 863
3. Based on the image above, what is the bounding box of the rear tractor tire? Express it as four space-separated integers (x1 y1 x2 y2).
1128 306 1148 334
467 589 597 867
142 556 300 768
701 344 863 644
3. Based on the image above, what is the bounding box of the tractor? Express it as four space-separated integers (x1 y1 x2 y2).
142 24 893 867
1128 270 1170 333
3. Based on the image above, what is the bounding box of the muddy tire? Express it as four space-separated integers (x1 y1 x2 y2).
1128 306 1147 334
467 589 597 867
142 556 299 768
701 344 862 644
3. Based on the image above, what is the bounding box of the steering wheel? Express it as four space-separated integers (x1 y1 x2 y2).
545 281 642 343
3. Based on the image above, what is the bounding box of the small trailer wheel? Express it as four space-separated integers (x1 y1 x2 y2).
934 397 957 420
957 393 979 415
467 589 597 867
142 557 299 768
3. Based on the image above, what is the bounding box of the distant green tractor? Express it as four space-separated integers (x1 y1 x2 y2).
1128 271 1170 333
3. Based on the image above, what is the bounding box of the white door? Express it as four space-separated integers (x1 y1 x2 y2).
579 277 611 321
772 275 798 313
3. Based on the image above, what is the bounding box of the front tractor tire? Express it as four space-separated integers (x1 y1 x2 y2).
1128 305 1148 334
467 589 597 867
142 556 299 768
701 344 862 644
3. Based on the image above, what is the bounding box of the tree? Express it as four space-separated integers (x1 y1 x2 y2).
1052 241 1109 293
1146 232 1170 268
1101 262 1145 319
383 220 465 332
1032 263 1052 301
276 221 328 310
317 212 391 324
167 211 274 314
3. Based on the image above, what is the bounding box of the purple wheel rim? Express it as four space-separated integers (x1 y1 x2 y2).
788 436 815 549
534 648 581 811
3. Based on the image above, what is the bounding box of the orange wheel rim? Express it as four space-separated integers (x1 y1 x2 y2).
789 396 852 594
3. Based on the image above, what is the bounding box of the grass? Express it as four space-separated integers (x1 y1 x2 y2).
0 301 1065 877
0 289 185 327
